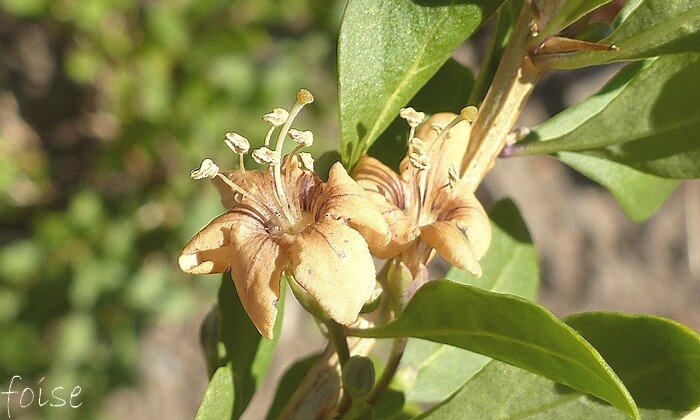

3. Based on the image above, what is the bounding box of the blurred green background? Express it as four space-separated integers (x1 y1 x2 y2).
0 0 344 416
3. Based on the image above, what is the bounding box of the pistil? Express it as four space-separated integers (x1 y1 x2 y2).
270 89 314 225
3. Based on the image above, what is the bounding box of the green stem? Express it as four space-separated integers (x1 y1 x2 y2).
365 337 407 406
325 319 350 366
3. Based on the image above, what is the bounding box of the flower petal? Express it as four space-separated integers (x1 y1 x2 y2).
434 184 491 260
352 156 407 209
420 221 482 278
285 218 376 325
229 209 285 339
179 212 238 275
314 162 391 255
179 208 285 339
352 156 419 258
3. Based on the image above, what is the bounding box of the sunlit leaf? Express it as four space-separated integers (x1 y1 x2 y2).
400 199 539 403
349 281 638 418
338 0 504 168
552 0 700 69
422 313 700 419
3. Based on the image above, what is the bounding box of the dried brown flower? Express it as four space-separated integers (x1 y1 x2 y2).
353 111 491 277
179 90 391 338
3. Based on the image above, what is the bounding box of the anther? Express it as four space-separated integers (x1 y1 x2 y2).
288 129 314 147
224 132 250 154
400 107 425 128
190 158 220 179
263 108 289 127
252 147 281 165
409 152 430 171
298 152 314 172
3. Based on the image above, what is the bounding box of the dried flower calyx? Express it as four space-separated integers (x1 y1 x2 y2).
179 89 391 339
352 107 491 277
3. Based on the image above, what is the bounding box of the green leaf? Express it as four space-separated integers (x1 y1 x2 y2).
368 58 474 170
422 313 700 418
210 273 285 419
338 0 504 169
265 353 322 420
566 313 700 412
348 281 638 418
533 1 613 44
556 152 680 222
400 199 539 403
553 0 700 69
515 53 700 181
196 365 235 420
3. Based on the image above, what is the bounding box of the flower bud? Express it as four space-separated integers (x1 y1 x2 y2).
341 356 375 399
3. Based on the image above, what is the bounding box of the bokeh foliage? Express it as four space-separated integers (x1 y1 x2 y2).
0 0 343 414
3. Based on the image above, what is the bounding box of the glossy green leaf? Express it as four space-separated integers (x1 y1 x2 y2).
556 152 680 222
566 313 700 412
338 0 504 169
515 54 700 178
196 365 235 420
368 58 474 170
265 353 322 420
209 273 286 419
349 281 638 418
533 0 613 44
553 0 700 69
399 199 539 403
422 313 700 418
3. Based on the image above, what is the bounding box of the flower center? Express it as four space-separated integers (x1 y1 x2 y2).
189 89 318 235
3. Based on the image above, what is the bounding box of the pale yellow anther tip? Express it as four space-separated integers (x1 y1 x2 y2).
296 89 314 105
460 106 479 123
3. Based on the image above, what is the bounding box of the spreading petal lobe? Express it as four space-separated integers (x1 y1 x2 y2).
285 218 376 325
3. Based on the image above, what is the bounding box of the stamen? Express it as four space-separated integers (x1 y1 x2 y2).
190 158 272 216
224 132 250 171
190 158 220 179
224 132 250 154
252 147 281 166
401 107 425 146
400 107 425 128
288 129 314 147
262 108 289 127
